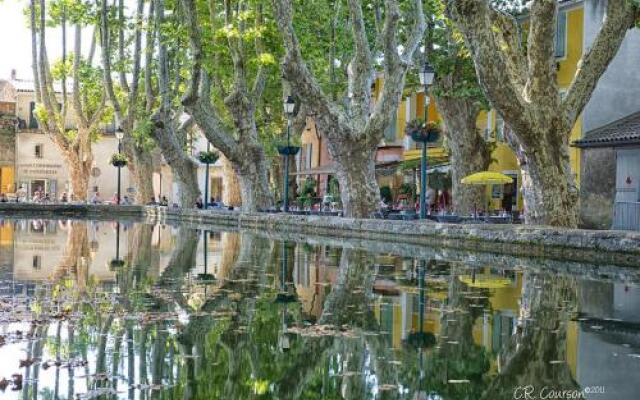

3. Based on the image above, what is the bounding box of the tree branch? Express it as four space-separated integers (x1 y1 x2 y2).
562 0 638 129
72 24 89 128
346 0 374 124
189 72 240 159
118 0 130 92
251 3 267 100
400 0 426 64
273 0 348 140
180 0 202 106
126 0 145 126
364 0 425 144
99 0 123 121
446 0 530 134
525 0 557 103
145 0 156 114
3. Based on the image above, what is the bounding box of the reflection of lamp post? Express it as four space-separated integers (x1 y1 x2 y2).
415 62 436 219
275 241 296 304
406 259 436 348
197 230 215 282
412 259 433 400
109 222 125 271
115 128 125 205
278 306 291 352
278 96 300 212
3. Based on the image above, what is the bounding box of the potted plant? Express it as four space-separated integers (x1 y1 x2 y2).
198 150 219 164
406 119 441 143
110 153 128 168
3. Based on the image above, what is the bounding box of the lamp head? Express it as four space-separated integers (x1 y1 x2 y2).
419 62 435 86
284 96 295 116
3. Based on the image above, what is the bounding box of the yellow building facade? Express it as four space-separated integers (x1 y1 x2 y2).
386 3 586 212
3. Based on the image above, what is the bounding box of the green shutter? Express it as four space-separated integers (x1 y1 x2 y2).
555 11 567 58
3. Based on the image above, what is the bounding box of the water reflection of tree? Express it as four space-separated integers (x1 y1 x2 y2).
481 273 579 400
11 226 585 400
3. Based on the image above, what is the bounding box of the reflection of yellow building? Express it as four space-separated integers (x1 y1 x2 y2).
294 245 340 319
372 266 580 380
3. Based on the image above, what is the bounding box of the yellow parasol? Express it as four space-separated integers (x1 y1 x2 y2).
461 171 513 185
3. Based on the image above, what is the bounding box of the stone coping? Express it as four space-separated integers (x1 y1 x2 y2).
146 206 640 267
2 203 639 266
0 203 146 219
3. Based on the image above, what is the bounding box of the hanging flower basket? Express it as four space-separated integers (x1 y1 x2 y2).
198 151 219 164
109 259 126 270
110 153 128 167
406 119 441 143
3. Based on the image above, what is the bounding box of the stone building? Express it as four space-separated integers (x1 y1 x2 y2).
0 71 231 205
0 72 133 200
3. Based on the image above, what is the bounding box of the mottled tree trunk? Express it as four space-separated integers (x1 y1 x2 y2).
446 0 638 227
435 96 491 215
329 140 380 218
221 155 242 207
274 0 425 218
56 221 89 287
514 130 578 226
234 144 273 211
125 144 155 204
64 139 93 202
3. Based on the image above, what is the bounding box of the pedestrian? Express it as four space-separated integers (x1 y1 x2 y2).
91 192 102 204
195 196 203 209
60 192 68 203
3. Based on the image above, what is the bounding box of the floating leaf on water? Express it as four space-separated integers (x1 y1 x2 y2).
448 379 470 384
379 384 397 391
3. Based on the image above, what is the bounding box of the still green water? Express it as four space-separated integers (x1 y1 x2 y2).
0 219 638 399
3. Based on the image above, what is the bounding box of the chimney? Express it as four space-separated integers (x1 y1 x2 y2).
10 69 16 80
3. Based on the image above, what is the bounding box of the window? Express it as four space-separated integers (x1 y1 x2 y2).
29 102 38 129
32 255 42 270
555 10 567 59
34 144 43 159
384 115 397 143
305 144 313 170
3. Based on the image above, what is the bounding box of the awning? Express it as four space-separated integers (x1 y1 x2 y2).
403 147 449 162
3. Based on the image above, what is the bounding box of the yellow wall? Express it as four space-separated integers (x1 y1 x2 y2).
0 223 12 246
470 6 585 210
0 166 14 193
557 7 584 88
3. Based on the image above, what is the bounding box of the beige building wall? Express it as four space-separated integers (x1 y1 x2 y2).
15 132 131 200
14 91 76 131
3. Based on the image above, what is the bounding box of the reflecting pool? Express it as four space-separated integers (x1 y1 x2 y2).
0 219 639 399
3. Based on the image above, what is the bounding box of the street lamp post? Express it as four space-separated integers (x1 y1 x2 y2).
416 62 436 219
278 96 300 212
204 142 211 208
115 128 125 205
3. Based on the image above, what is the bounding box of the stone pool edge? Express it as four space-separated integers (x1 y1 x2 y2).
2 203 639 266
146 206 640 266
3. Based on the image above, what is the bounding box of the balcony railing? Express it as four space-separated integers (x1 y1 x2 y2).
613 201 640 231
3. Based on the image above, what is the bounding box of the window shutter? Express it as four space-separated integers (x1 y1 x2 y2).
555 11 567 58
